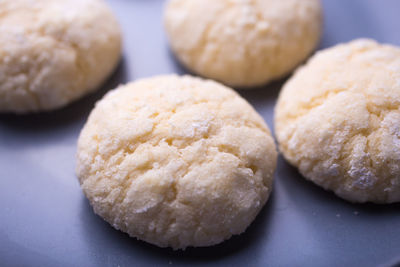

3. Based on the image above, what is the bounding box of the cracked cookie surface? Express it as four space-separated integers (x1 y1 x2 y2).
0 0 121 113
76 75 277 249
275 39 400 203
164 0 322 87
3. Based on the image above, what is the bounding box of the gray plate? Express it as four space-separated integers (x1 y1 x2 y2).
1 0 399 266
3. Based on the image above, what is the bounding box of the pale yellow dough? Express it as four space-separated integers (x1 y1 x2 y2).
0 0 121 113
275 39 400 203
76 75 277 249
164 0 322 88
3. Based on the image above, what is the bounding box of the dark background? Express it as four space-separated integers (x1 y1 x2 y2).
1 0 399 266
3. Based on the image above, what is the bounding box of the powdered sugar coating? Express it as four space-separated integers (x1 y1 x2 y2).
164 0 322 88
275 39 400 203
76 75 277 249
0 0 121 113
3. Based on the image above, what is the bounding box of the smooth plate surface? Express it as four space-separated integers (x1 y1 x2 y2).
1 1 400 266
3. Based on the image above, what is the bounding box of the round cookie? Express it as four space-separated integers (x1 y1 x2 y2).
275 39 400 204
76 75 277 249
0 0 121 113
164 0 322 88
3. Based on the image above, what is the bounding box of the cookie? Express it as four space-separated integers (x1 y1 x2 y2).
0 0 121 113
275 39 400 203
164 0 322 87
77 75 277 249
